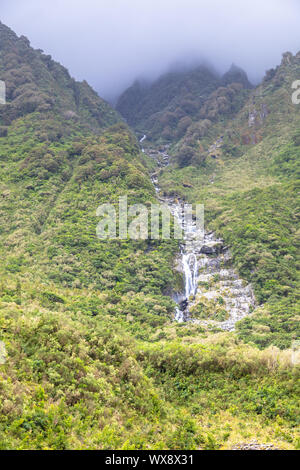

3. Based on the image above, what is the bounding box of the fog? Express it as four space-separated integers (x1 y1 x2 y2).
1 0 300 101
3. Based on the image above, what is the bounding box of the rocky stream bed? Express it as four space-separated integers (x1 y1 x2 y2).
142 139 257 331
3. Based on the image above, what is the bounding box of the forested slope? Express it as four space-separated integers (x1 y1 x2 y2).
119 52 300 350
0 23 299 450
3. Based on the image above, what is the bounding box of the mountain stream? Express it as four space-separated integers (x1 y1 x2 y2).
140 137 256 331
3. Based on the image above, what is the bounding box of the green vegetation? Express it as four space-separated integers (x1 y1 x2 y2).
154 52 300 350
0 294 299 449
116 64 251 149
0 23 299 449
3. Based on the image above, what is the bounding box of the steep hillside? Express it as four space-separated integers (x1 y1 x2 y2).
0 21 118 130
0 23 299 450
116 63 252 144
156 51 300 349
0 22 179 329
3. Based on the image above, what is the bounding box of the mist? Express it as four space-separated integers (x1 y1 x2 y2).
1 0 300 101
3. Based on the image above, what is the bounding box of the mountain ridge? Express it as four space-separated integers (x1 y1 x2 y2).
0 21 119 130
116 62 252 143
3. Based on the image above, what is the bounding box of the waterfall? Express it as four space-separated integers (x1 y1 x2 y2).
147 144 200 320
174 253 198 322
182 253 198 299
145 142 256 329
175 307 184 323
140 135 147 153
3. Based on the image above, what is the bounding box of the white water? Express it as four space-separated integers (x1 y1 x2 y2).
174 253 198 323
146 145 256 330
149 149 200 321
182 253 198 299
140 135 147 153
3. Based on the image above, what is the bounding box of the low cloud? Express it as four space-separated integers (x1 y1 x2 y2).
1 0 300 100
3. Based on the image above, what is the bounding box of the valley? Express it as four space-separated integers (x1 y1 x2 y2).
0 21 299 450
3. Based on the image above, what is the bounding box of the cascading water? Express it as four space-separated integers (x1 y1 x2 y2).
146 144 256 329
174 253 199 322
182 253 198 300
140 135 147 152
148 148 200 321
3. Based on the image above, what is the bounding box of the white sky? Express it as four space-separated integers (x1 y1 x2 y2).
1 0 300 100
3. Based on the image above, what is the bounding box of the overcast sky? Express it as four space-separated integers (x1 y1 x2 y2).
1 0 300 101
